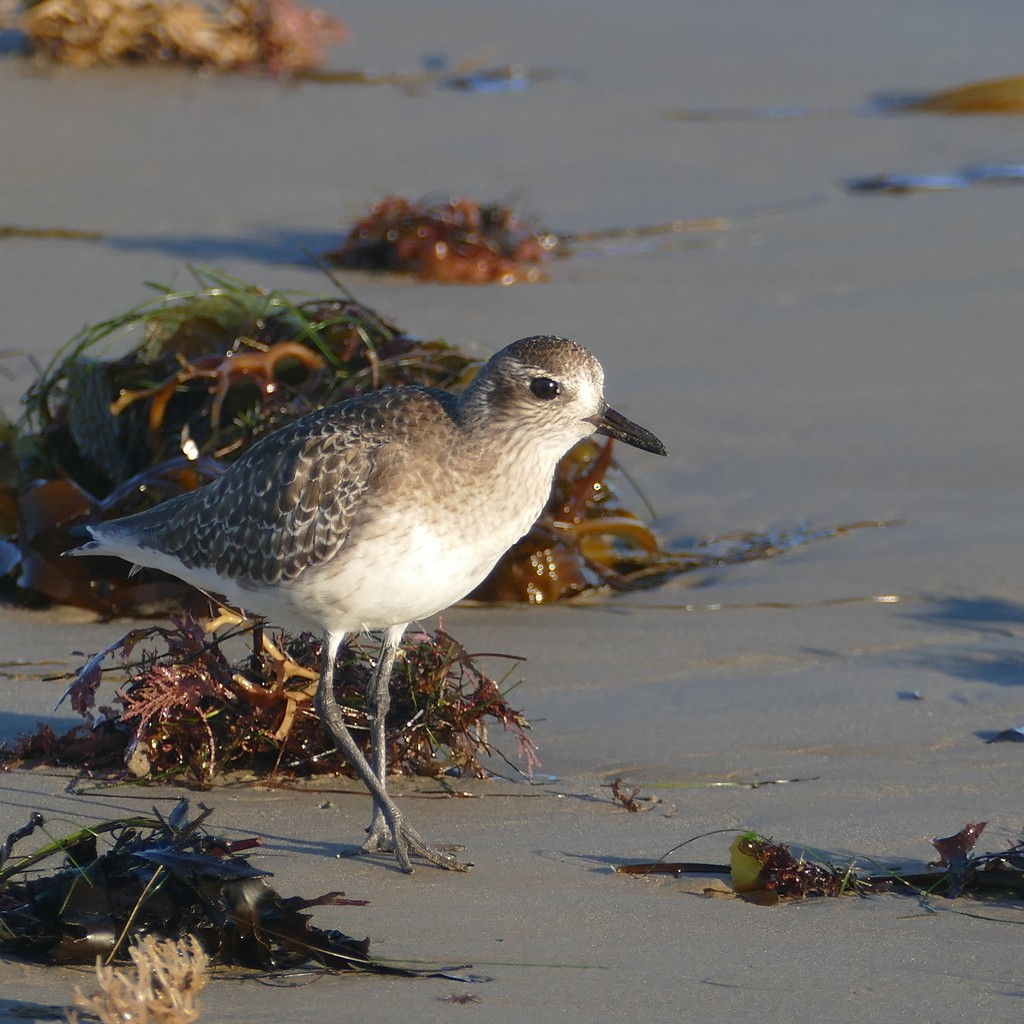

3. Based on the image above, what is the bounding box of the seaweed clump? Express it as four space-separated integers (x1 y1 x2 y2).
7 615 536 784
727 833 881 903
325 195 556 284
10 0 347 74
618 822 1024 908
727 823 1024 904
0 799 443 975
10 268 475 614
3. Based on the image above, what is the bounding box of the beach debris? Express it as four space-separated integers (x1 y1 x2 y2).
5 616 536 784
725 833 878 903
928 822 986 869
0 799 452 974
10 0 347 74
324 195 556 284
846 164 1024 195
663 73 1024 121
69 935 208 1024
4 2 563 91
614 858 727 879
438 992 484 1005
325 194 733 284
872 74 1024 115
609 778 643 813
615 823 1024 906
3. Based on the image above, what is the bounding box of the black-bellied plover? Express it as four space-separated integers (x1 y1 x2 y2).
69 336 667 872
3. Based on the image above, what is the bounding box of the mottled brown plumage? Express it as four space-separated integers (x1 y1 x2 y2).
70 336 667 872
104 388 460 586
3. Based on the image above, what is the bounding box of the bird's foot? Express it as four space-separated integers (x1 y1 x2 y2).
361 814 470 873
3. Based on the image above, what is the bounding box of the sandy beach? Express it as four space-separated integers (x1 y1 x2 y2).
3 0 1024 1020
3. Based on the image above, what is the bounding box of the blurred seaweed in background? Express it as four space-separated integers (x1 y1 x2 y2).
4 0 347 73
325 195 556 285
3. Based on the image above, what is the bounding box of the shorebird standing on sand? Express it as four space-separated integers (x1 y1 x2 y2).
69 336 667 872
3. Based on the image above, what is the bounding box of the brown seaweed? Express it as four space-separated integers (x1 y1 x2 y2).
5 615 536 784
615 824 1024 907
324 194 734 284
726 833 880 903
928 822 986 870
12 0 347 74
0 799 455 975
608 778 642 813
324 195 555 284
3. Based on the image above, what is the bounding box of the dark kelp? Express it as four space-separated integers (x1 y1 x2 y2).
5 615 536 783
0 799 454 975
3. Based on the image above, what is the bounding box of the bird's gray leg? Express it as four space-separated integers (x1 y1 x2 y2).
361 622 405 853
315 631 467 872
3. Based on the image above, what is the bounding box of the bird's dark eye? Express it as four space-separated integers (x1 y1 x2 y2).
529 377 560 400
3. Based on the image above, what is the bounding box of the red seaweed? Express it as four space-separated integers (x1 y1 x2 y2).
325 195 555 284
5 616 536 784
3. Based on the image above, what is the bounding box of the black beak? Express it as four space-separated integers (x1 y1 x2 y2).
588 405 668 456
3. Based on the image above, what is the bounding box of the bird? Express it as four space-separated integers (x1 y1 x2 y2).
68 335 668 872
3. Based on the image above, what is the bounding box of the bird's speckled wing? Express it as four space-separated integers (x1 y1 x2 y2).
96 388 457 585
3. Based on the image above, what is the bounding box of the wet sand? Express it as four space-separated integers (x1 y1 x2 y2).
3 0 1024 1020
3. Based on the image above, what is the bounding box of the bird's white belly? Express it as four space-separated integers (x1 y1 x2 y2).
283 511 530 634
